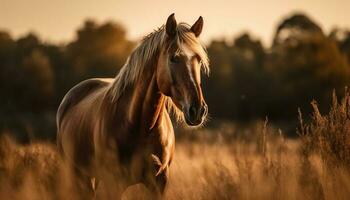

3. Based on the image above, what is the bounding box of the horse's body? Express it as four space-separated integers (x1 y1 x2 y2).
57 14 208 199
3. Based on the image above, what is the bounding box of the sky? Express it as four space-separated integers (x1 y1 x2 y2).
0 0 350 46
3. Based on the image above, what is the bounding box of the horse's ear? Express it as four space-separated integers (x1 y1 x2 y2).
191 16 203 37
166 13 177 37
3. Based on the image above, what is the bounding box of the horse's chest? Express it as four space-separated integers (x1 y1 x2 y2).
103 116 174 182
115 130 163 163
115 124 172 166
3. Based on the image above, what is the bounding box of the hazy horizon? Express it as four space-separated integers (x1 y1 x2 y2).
1 0 350 45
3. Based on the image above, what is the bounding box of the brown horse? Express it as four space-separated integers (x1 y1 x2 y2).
56 13 209 199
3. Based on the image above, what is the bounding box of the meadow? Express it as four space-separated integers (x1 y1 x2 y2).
1 3 350 199
0 91 349 200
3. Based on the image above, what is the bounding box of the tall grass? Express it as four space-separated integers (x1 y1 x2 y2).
0 90 350 199
298 89 350 169
297 89 350 200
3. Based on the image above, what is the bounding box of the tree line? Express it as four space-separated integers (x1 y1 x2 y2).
1 13 350 140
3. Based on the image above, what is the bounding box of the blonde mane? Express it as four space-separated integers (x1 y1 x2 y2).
108 23 209 120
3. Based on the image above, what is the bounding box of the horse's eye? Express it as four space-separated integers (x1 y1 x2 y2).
170 55 180 63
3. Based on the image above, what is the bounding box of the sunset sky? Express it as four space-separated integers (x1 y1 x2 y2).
0 0 349 45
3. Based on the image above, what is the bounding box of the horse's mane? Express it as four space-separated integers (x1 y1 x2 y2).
109 23 209 120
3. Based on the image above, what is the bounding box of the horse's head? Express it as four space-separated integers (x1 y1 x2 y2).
156 14 209 126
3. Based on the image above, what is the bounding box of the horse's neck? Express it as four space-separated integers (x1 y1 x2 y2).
137 72 166 130
109 58 166 132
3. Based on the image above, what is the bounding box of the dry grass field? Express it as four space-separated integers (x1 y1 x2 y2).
1 91 350 200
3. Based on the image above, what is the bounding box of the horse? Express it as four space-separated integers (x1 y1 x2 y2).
56 13 209 199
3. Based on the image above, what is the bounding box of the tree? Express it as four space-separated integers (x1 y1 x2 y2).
329 28 350 64
266 13 350 119
66 20 134 81
205 33 267 120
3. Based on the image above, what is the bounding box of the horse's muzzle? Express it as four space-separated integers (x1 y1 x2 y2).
184 102 208 126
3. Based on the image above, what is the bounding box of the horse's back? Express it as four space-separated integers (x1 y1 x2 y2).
57 78 112 128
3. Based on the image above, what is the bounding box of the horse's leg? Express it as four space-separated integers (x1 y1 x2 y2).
99 182 125 200
143 168 169 200
72 168 95 200
97 172 126 200
92 178 99 198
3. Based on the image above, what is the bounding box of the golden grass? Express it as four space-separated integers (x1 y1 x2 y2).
1 90 350 199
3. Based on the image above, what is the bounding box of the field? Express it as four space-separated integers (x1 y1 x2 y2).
1 2 350 199
1 92 350 200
